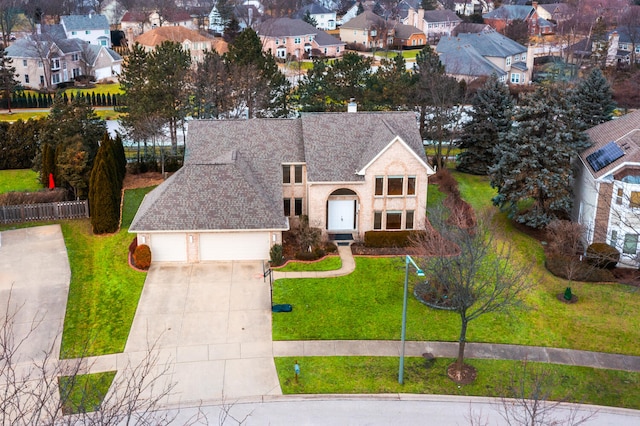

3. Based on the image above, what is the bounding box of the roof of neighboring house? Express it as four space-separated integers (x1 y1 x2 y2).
437 42 507 77
135 26 213 46
423 10 462 24
61 14 110 31
82 42 123 65
130 112 427 232
42 24 67 39
121 10 146 22
609 26 640 44
581 110 640 179
255 18 319 37
314 29 346 47
538 3 573 15
341 10 386 30
293 2 334 18
438 30 527 58
452 23 493 36
394 23 425 40
483 5 534 21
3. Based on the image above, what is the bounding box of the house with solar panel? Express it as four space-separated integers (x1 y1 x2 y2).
575 110 640 266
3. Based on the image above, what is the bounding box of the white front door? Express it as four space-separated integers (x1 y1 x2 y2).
328 200 355 231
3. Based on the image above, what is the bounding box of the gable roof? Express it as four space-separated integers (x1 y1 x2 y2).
483 5 534 21
438 30 527 58
580 110 640 179
452 23 493 36
256 17 318 37
61 14 110 31
130 112 428 232
438 42 507 77
423 10 462 24
394 23 425 40
293 2 333 17
341 10 386 30
135 26 214 46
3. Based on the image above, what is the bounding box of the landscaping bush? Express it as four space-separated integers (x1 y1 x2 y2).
545 254 615 282
585 242 620 269
132 244 151 270
270 244 284 266
364 230 426 248
0 188 68 205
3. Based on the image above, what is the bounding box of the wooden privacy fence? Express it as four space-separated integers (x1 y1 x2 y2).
0 200 89 224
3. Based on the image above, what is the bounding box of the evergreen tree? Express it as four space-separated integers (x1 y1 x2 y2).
223 17 241 43
41 143 55 186
0 43 17 112
365 54 411 110
421 0 438 10
113 134 127 182
490 86 591 229
303 10 317 27
457 74 514 175
89 156 119 234
570 68 615 129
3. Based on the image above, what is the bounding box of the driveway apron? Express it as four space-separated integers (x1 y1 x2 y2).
123 261 282 405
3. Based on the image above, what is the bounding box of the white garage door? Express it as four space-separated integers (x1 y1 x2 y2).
200 232 271 261
150 233 187 262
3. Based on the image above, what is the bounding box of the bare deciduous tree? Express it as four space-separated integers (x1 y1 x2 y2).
413 210 532 383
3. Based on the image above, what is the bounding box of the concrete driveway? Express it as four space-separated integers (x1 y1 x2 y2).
123 261 282 405
0 225 70 364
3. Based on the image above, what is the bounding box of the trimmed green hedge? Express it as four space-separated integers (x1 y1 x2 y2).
364 230 426 248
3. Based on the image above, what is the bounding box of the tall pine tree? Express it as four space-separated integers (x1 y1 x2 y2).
570 68 615 129
490 86 591 228
457 74 514 175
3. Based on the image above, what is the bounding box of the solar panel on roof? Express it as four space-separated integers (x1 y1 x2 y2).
586 141 624 172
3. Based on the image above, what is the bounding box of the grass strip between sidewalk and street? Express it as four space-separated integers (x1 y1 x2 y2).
275 357 640 410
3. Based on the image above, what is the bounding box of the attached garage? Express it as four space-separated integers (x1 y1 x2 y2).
199 232 271 261
149 233 188 262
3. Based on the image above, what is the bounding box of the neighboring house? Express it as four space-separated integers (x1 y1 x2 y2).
60 13 111 48
338 1 359 26
534 2 574 23
6 35 122 89
605 27 640 66
453 0 494 16
436 29 532 84
134 26 228 62
208 0 264 34
100 0 127 26
255 18 345 59
340 10 393 49
392 23 426 49
129 111 434 262
121 9 197 37
293 3 337 30
483 4 554 36
575 110 640 267
403 9 462 44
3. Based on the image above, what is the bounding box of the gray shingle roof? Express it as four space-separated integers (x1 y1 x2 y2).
423 10 462 24
581 110 640 179
293 3 333 18
394 23 423 40
61 14 110 31
437 43 506 77
341 10 386 30
256 18 317 37
483 5 534 21
438 30 526 58
131 112 426 232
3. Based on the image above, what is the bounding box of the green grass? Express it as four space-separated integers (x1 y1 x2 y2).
59 371 116 414
273 174 640 355
275 255 342 272
60 186 155 358
0 169 41 193
427 183 446 207
275 357 640 409
0 108 119 122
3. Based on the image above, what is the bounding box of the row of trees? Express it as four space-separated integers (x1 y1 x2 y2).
457 68 615 228
0 91 122 110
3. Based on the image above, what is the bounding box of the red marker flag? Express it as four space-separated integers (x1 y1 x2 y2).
49 173 55 189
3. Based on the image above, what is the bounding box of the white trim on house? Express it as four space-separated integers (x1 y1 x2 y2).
357 136 434 176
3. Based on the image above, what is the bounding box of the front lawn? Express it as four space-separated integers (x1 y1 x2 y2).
273 173 640 356
0 169 41 193
60 187 154 358
275 255 342 272
275 357 640 409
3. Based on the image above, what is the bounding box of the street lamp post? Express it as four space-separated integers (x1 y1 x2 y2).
399 255 424 385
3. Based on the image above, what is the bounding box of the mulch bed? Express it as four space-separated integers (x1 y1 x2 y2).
447 363 477 384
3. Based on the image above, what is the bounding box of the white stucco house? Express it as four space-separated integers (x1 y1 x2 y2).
60 13 111 48
129 112 434 262
575 110 640 267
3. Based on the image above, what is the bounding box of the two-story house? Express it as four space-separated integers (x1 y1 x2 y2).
134 26 228 63
403 9 462 43
340 10 393 49
293 3 337 30
483 4 555 36
605 27 640 66
436 29 533 84
121 9 197 38
60 13 111 48
256 18 345 59
453 0 494 16
129 111 434 262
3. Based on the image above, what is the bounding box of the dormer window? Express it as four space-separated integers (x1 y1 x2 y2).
51 58 61 70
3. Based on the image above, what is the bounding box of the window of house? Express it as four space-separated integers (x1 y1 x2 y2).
101 40 107 46
38 60 43 68
72 31 77 35
22 59 27 67
631 191 640 207
616 188 624 205
72 53 78 61
514 54 519 61
73 68 80 78
373 212 382 230
610 230 618 248
104 30 109 34
406 211 414 230
521 53 526 61
387 176 404 196
24 75 29 83
386 211 402 229
51 58 60 70
283 198 291 216
282 165 291 184
294 198 302 216
336 46 340 53
275 38 278 44
620 43 629 50
407 176 416 195
499 75 506 82
623 234 638 254
85 30 90 34
294 165 302 183
636 45 640 54
52 73 60 84
294 37 301 43
375 176 384 196
510 73 520 84
506 56 512 66
40 75 44 85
